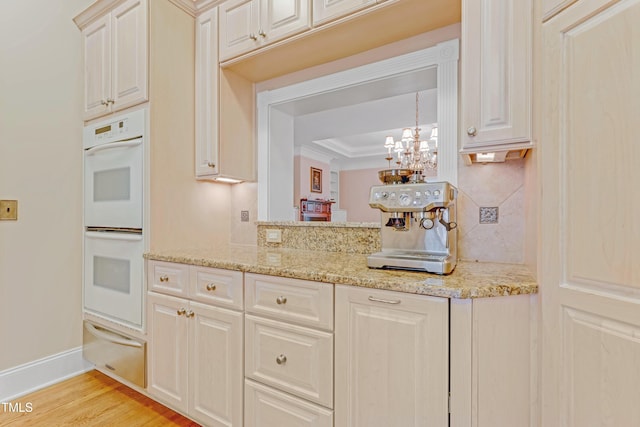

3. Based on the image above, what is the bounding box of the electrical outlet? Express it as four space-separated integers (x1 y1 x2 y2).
479 207 498 224
240 210 249 222
266 229 282 243
0 200 17 220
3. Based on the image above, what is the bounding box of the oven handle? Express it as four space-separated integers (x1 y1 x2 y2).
85 323 143 348
85 231 143 241
85 139 142 155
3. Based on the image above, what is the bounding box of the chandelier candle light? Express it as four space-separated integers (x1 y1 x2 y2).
380 92 438 184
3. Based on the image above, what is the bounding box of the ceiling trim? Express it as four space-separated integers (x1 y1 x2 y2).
295 146 335 165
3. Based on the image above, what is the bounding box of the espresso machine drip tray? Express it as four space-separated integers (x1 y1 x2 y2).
367 251 456 275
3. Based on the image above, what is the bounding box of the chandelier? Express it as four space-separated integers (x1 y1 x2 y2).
380 92 437 183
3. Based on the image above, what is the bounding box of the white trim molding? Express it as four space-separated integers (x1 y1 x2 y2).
0 348 93 402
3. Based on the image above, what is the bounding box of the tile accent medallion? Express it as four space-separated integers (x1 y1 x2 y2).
479 207 499 224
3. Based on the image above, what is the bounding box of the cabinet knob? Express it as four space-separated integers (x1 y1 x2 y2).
249 33 258 41
185 310 195 318
206 283 216 291
276 354 287 365
207 162 215 168
106 98 114 105
159 275 169 282
100 99 109 106
276 296 287 305
467 126 477 136
258 29 266 38
177 307 186 316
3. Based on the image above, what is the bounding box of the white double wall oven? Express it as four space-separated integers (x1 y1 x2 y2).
83 109 146 329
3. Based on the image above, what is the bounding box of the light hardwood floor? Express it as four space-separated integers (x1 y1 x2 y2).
0 370 199 426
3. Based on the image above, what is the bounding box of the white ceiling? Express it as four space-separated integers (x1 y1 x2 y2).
273 68 439 170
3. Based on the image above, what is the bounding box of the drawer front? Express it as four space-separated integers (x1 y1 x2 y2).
189 266 243 309
148 260 189 297
245 379 333 427
245 274 333 330
245 315 333 407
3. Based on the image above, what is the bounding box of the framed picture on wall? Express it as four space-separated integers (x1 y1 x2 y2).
310 167 322 193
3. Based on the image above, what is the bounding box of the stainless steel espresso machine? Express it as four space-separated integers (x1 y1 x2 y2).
367 178 458 275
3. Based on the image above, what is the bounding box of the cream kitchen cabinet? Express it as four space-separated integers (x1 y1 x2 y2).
218 0 311 62
147 262 243 427
79 0 148 121
196 6 256 182
313 0 377 26
244 273 335 424
195 8 221 178
334 285 449 427
459 0 533 159
336 285 535 427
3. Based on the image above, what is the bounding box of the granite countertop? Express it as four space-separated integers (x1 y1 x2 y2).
145 246 537 299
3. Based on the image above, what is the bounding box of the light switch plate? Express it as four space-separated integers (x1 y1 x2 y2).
0 200 17 220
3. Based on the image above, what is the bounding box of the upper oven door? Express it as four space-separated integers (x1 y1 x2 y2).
84 138 143 229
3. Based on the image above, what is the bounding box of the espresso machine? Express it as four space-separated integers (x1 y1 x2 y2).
367 179 458 275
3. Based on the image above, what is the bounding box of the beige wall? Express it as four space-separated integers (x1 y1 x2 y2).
148 0 231 251
0 0 94 371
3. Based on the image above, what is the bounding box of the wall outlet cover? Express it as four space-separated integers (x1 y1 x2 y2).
266 229 282 243
241 210 250 222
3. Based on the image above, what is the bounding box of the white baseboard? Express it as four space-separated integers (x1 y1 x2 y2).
0 347 94 401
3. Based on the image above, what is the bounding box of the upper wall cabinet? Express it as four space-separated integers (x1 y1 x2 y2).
313 0 376 26
196 7 256 182
80 0 148 121
195 8 220 178
219 0 311 62
460 0 533 157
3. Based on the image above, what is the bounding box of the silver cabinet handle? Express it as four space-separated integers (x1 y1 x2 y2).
467 126 477 136
368 296 401 305
207 162 215 168
177 307 186 316
185 310 195 318
106 98 114 105
276 354 287 365
206 283 216 291
258 29 266 38
276 296 287 305
160 275 169 282
249 33 258 41
101 99 109 106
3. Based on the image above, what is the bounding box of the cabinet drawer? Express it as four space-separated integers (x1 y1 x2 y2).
148 260 189 297
245 315 333 407
245 274 333 330
245 379 333 427
189 266 243 310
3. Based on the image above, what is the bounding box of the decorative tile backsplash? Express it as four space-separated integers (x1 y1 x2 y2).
232 156 528 264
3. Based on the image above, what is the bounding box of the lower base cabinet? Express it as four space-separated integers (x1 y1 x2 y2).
245 379 333 427
334 285 450 427
147 292 243 427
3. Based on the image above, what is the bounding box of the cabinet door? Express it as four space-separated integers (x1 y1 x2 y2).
147 292 189 413
312 0 376 26
260 0 310 44
334 285 449 427
189 301 244 427
195 8 220 178
219 0 260 61
460 0 532 152
82 14 111 120
111 0 148 112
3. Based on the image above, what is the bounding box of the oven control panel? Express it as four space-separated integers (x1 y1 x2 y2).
83 108 146 149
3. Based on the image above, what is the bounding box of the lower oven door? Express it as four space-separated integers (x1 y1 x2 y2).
83 321 146 388
84 231 143 328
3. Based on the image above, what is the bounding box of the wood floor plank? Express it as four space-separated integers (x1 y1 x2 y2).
0 370 199 426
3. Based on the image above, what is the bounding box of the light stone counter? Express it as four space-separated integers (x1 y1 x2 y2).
145 246 537 299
